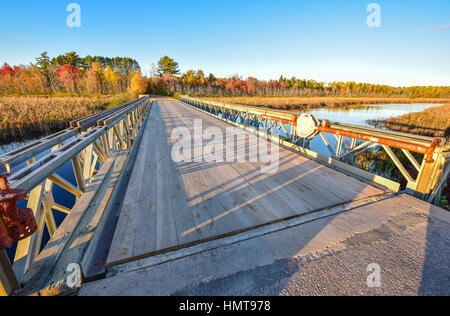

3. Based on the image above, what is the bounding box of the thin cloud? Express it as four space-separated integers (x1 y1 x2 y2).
418 23 450 32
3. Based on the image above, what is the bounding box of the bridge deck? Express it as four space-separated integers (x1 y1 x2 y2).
106 100 385 266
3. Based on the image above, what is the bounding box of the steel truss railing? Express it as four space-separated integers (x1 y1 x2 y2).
180 96 449 204
0 96 151 296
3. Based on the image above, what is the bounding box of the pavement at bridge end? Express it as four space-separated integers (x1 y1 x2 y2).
79 195 450 296
173 214 449 296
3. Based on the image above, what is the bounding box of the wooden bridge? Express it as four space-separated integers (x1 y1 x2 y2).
1 96 449 296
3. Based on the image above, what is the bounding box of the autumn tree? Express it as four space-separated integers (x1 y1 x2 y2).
55 64 79 93
78 68 100 94
103 66 120 94
182 70 196 86
157 56 180 76
128 71 146 95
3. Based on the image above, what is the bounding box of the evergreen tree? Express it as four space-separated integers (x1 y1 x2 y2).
36 52 51 78
156 56 180 76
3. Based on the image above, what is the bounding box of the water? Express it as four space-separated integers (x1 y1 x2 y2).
229 103 441 168
0 103 441 261
299 103 441 157
303 103 440 127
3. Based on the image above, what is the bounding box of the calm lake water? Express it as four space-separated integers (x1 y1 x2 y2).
303 103 441 127
298 103 441 158
0 103 441 261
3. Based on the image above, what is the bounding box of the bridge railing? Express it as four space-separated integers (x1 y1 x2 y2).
0 96 152 296
180 96 450 204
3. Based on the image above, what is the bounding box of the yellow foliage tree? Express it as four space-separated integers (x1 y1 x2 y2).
103 66 120 94
128 71 146 95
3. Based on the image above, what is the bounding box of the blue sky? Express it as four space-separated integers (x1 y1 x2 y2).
0 0 449 86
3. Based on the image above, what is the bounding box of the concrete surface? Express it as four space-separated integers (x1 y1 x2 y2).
79 194 450 296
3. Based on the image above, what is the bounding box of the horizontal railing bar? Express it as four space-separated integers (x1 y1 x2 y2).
318 120 442 160
70 97 143 129
99 98 148 128
0 129 79 168
328 122 438 147
331 122 436 142
10 127 106 193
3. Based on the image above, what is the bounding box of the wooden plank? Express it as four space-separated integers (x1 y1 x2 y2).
106 104 159 264
163 105 240 237
164 101 273 229
166 161 204 248
154 113 179 251
188 101 383 209
125 111 157 258
261 150 382 210
81 101 153 280
173 100 381 216
160 106 206 248
161 102 222 239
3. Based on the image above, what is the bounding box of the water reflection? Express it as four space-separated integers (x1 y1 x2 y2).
303 103 441 127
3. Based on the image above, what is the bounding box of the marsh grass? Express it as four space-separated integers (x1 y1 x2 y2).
0 94 136 145
370 103 450 138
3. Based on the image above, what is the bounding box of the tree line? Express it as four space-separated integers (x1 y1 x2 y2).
150 56 450 98
1 54 449 98
0 52 145 95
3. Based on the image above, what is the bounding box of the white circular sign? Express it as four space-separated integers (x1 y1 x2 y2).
297 114 319 138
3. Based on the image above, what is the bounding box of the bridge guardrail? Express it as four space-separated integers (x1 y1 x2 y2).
180 95 449 204
0 96 152 296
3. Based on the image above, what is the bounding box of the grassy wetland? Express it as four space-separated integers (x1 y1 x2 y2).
0 94 135 146
369 103 450 138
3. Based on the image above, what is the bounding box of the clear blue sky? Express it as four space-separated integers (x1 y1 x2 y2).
0 0 449 86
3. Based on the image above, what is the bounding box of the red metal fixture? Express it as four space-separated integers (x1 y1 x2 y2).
260 114 298 126
316 120 442 163
0 162 37 249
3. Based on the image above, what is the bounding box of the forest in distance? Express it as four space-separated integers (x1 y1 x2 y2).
1 53 450 98
0 53 449 146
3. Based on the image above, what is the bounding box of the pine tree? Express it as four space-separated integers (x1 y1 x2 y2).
156 56 180 76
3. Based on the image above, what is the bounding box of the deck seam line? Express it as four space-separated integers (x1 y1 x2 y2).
104 192 394 277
